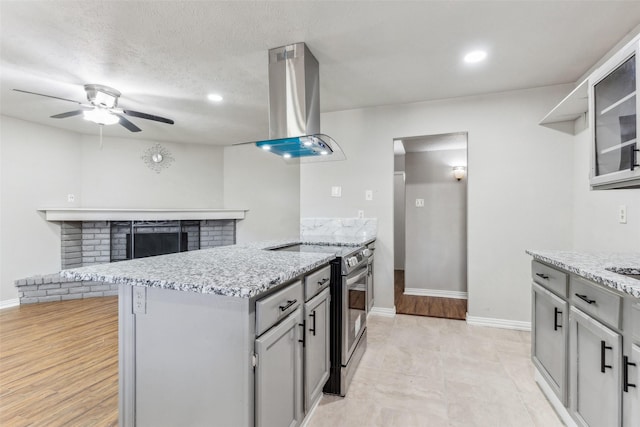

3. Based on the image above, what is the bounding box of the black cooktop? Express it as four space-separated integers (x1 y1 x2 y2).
272 244 360 258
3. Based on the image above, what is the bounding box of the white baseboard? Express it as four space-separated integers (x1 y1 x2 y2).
369 306 396 317
534 369 577 427
404 288 468 299
0 298 20 309
465 314 531 331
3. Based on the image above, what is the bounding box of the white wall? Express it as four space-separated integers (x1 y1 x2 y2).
79 135 223 208
404 149 467 294
571 121 640 251
223 144 300 243
0 116 225 303
1 116 82 302
303 85 575 323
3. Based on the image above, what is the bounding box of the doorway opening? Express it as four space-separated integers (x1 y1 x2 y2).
393 132 468 319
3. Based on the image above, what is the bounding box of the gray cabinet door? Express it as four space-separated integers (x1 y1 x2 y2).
255 307 303 427
623 344 639 427
570 306 622 427
532 283 568 404
304 287 331 411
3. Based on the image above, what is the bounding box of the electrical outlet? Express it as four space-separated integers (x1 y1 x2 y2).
415 198 425 208
357 210 365 219
619 205 627 224
133 286 146 314
331 186 342 197
365 190 373 201
67 194 75 203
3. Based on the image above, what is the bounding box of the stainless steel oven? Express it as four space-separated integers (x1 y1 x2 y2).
268 243 368 397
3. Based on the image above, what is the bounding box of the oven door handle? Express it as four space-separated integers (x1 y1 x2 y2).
346 268 368 286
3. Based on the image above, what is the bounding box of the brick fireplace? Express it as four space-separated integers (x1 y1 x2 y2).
16 217 238 304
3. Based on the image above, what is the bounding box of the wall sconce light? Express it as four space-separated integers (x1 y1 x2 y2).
453 166 466 181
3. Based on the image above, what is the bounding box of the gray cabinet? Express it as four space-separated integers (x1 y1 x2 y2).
304 287 331 411
532 283 568 404
255 307 304 427
569 306 622 427
623 344 639 427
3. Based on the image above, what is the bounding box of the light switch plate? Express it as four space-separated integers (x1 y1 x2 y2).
67 193 75 203
415 198 425 208
331 186 342 197
357 210 365 218
365 190 373 201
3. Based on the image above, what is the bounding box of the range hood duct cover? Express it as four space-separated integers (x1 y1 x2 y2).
256 42 344 162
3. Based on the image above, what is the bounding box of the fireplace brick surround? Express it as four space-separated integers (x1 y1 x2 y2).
15 219 236 304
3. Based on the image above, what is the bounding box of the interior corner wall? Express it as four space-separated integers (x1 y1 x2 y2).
571 123 640 251
393 172 405 270
79 135 223 208
223 144 300 243
0 116 82 302
404 149 467 294
301 84 575 322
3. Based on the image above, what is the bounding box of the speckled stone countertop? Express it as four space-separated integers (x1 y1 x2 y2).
526 250 640 299
61 245 336 298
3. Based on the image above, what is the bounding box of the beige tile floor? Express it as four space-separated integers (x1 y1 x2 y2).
308 314 564 427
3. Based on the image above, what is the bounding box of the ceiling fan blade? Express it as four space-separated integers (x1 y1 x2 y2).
113 114 141 132
13 89 81 104
123 109 174 125
51 110 85 119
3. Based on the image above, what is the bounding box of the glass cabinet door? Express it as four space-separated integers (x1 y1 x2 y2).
593 54 637 177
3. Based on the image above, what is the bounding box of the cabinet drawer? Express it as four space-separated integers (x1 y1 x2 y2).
570 277 622 329
256 281 303 336
304 265 331 301
532 261 568 297
633 303 640 344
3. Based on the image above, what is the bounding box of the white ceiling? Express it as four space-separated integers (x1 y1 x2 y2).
2 1 639 146
400 132 468 154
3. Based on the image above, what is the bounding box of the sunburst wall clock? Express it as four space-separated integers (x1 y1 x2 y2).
141 143 174 173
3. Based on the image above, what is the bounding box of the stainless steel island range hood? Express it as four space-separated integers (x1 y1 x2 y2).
251 42 345 162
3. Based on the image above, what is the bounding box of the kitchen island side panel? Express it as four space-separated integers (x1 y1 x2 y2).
120 285 254 427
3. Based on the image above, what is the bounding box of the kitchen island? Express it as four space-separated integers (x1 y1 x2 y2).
61 241 360 427
526 250 639 427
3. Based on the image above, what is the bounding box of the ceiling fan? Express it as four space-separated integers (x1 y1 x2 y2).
13 84 174 132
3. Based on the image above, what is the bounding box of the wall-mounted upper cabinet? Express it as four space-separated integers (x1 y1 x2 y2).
539 79 589 135
590 39 640 189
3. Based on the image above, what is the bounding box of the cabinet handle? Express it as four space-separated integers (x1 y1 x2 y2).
309 310 317 336
279 299 297 312
630 146 639 171
623 356 637 392
600 340 613 373
535 273 549 280
317 278 329 286
298 323 305 347
575 293 596 305
553 307 562 331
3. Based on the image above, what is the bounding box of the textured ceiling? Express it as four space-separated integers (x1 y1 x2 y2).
1 1 640 146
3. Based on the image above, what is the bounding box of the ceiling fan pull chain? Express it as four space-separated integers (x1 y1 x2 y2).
99 124 103 150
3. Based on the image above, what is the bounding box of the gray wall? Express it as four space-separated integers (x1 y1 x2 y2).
393 172 405 270
301 84 575 323
403 148 467 294
223 144 300 243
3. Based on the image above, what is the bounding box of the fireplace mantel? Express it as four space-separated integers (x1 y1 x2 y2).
38 208 247 222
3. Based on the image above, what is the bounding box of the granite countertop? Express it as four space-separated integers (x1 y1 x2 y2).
526 250 640 299
61 245 336 298
61 235 377 298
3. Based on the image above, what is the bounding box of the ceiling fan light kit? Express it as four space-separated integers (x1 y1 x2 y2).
12 83 174 133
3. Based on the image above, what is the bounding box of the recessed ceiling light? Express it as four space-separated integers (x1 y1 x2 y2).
464 50 487 63
207 93 223 102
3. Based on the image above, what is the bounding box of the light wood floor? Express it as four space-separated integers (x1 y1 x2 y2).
394 270 467 319
0 297 118 426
